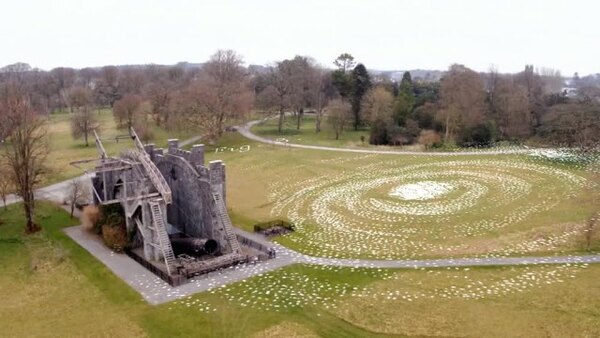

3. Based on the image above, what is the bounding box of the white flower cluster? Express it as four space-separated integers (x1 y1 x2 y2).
175 263 588 312
208 265 389 312
353 263 588 302
269 159 587 259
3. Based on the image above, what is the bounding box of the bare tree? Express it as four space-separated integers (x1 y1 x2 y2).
360 86 395 125
191 50 253 138
418 130 442 150
0 163 12 210
437 64 486 141
312 68 334 133
255 84 280 115
0 83 48 233
493 77 531 139
67 178 90 218
69 87 99 146
113 94 142 129
286 56 318 130
95 65 121 108
485 65 500 115
50 67 76 111
145 80 173 128
538 103 600 152
272 61 294 133
539 67 563 95
327 99 351 140
514 65 544 128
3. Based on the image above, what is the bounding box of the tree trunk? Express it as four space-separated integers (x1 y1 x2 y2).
316 108 322 133
278 109 284 134
296 108 303 130
445 115 450 141
216 111 225 137
24 193 39 233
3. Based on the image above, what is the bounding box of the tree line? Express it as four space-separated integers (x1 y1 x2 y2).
1 50 600 233
2 51 599 150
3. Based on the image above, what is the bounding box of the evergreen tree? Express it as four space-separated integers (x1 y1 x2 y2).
350 63 371 130
331 53 356 100
393 71 415 126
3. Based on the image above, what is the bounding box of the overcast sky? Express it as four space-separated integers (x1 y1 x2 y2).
2 0 598 75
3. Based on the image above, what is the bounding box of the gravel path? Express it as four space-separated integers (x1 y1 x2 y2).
238 118 537 156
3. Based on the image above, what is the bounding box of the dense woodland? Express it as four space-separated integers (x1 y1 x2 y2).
1 50 600 150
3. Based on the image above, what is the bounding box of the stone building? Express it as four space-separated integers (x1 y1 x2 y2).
89 129 246 285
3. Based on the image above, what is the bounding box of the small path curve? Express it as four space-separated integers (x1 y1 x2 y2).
233 229 600 269
238 118 538 156
179 135 203 147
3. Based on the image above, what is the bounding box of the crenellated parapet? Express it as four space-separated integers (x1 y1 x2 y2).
209 160 226 204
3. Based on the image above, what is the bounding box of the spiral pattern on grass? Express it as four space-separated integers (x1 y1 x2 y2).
270 159 588 259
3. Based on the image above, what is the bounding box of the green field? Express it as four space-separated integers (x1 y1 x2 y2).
251 115 388 149
1 115 599 337
44 110 197 184
1 203 599 337
210 133 599 260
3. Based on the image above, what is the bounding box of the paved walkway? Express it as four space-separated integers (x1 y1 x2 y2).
65 224 600 305
64 225 298 305
179 135 203 147
4 174 93 207
238 118 537 156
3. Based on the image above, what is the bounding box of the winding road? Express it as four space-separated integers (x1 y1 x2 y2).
237 118 538 156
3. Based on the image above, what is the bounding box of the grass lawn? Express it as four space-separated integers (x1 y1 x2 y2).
207 133 600 260
44 110 197 184
1 202 599 337
251 115 392 149
334 263 600 337
0 202 394 337
2 113 598 336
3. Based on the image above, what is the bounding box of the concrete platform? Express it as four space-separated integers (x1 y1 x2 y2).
63 225 295 305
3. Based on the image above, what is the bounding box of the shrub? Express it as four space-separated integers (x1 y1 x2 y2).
458 123 495 147
94 204 129 252
81 205 100 232
102 223 128 252
253 220 295 232
369 119 390 145
418 130 442 150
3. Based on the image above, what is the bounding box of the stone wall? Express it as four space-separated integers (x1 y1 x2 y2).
149 140 230 252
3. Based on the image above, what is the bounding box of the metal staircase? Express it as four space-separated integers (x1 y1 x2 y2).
212 192 242 254
149 200 177 275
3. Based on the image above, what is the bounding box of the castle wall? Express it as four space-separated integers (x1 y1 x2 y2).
149 140 230 252
154 154 213 239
